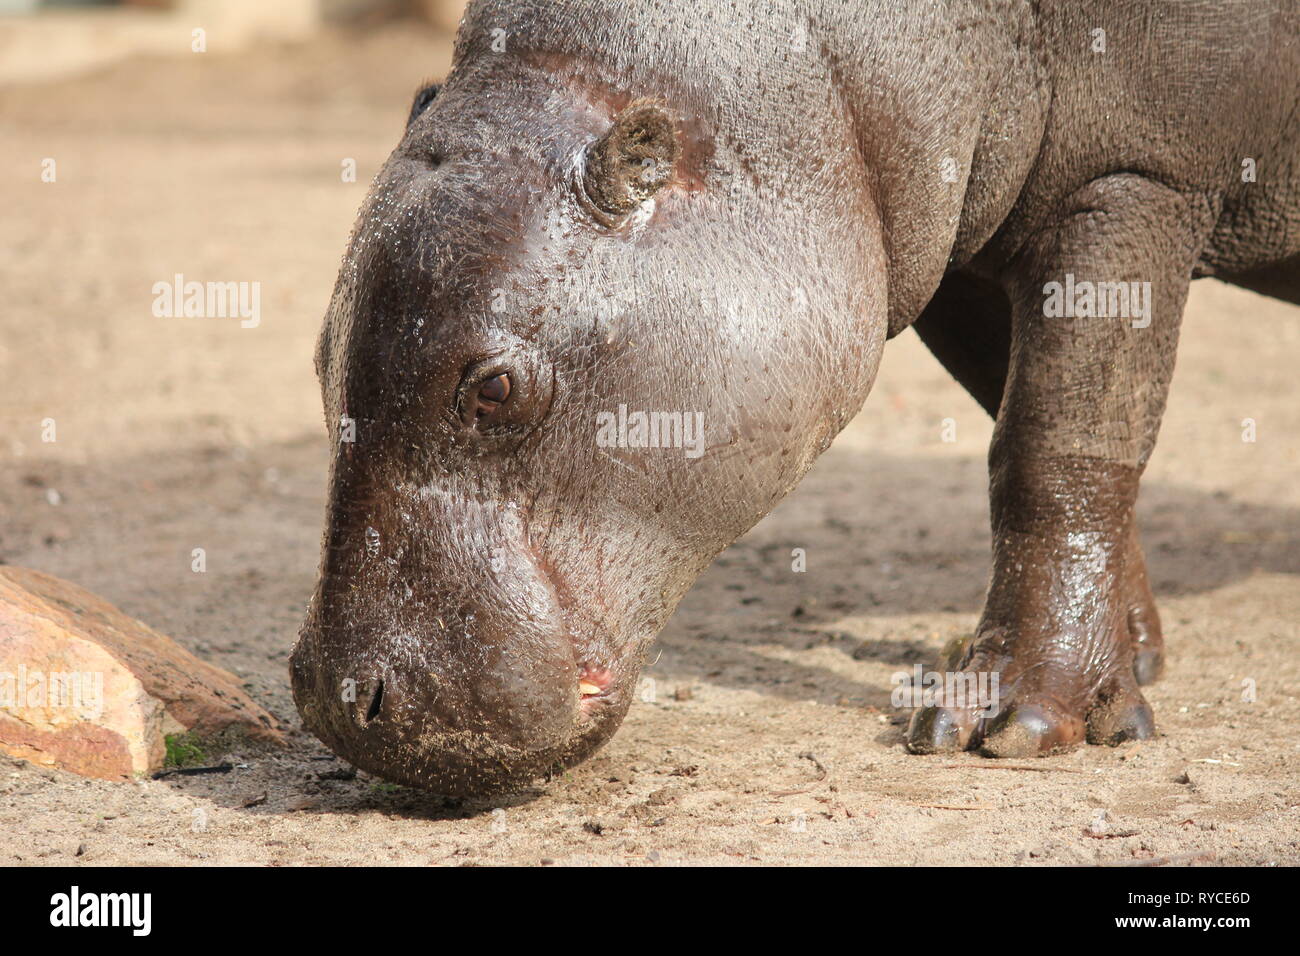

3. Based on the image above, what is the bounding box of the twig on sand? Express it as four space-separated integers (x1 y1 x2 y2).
942 763 1086 774
906 803 996 811
1082 828 1139 839
798 752 829 781
151 762 234 779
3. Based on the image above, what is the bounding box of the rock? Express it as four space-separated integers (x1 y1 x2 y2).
0 566 283 780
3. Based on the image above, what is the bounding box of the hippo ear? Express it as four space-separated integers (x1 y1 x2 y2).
581 99 680 218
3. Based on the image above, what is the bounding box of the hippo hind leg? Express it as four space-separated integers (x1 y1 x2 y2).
1217 252 1300 308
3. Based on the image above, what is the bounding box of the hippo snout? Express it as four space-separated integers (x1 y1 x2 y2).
289 487 630 796
290 627 595 796
290 612 627 795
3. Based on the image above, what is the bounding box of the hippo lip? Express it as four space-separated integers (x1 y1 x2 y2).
577 664 614 715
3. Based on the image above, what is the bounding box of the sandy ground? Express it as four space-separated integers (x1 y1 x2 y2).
2 26 1298 867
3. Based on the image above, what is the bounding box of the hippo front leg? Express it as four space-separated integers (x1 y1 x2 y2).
907 174 1211 757
913 276 1167 688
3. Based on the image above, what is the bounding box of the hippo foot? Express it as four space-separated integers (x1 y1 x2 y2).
1128 594 1165 687
905 625 1156 756
906 517 1164 757
1123 524 1166 687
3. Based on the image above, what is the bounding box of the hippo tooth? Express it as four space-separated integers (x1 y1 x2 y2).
578 681 602 697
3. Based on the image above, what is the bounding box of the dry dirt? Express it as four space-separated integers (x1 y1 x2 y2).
1 26 1298 867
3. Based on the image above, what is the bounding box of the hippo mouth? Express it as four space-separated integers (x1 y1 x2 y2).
291 481 649 795
577 664 614 715
290 607 642 797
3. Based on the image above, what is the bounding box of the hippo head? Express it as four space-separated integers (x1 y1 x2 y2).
291 10 888 796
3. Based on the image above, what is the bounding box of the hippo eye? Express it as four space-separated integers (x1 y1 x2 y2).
478 373 511 409
407 82 441 126
459 370 512 426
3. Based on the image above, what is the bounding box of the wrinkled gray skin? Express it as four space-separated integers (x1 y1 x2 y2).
292 0 1300 796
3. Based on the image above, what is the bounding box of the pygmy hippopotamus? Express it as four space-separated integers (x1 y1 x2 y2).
290 0 1300 795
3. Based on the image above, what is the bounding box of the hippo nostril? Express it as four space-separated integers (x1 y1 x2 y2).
364 679 384 723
